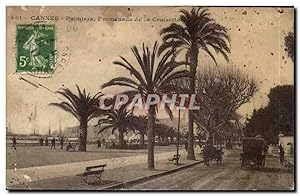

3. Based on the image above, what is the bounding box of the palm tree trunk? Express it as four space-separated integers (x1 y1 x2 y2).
147 105 155 169
119 130 125 147
187 45 198 160
140 133 145 145
78 120 88 151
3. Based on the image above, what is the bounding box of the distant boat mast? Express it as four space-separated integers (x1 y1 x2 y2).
33 104 37 135
7 121 11 134
48 121 51 136
59 119 62 136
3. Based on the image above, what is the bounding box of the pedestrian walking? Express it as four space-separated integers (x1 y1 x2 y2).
60 137 64 149
264 144 269 155
12 136 17 150
279 144 284 164
39 137 44 146
102 139 106 148
184 140 188 151
97 138 101 148
45 137 48 146
51 137 56 149
290 145 294 155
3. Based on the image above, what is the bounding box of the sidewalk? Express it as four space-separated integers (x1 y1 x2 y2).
267 147 294 168
9 150 204 190
7 147 202 188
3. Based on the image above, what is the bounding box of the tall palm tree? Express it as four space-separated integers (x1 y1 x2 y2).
97 105 135 147
159 7 231 160
49 85 103 151
102 41 189 169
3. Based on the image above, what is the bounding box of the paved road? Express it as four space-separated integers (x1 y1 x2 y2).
128 149 294 190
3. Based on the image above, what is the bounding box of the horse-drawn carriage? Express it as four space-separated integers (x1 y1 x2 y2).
240 137 267 168
202 144 224 167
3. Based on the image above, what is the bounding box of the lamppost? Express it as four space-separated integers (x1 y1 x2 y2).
176 109 180 165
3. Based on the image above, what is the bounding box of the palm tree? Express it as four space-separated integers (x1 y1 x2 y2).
154 123 176 144
284 32 294 62
49 85 103 151
159 7 231 160
102 41 189 169
131 115 148 145
97 105 135 147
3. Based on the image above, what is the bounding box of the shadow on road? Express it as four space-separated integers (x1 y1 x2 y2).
240 166 292 174
257 167 293 174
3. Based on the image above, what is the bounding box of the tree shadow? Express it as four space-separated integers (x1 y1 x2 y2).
257 167 293 174
241 166 293 174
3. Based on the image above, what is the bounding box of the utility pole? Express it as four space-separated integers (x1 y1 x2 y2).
176 109 181 165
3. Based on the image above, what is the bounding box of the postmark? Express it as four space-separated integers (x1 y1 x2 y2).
16 24 56 74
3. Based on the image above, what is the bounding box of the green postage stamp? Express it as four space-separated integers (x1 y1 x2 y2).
16 24 55 73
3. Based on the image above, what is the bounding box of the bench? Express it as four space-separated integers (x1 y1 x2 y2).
77 164 107 185
169 154 180 164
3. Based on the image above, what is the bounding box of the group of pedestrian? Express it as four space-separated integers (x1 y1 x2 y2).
10 136 67 150
35 136 66 149
49 137 64 149
97 138 107 149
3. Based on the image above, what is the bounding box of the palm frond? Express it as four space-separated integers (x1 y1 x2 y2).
160 7 231 66
49 102 79 119
102 77 139 90
97 125 114 135
50 85 103 122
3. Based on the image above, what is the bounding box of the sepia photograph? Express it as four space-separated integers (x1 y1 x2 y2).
5 6 295 191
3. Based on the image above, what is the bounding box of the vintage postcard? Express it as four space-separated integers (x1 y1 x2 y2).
6 6 295 191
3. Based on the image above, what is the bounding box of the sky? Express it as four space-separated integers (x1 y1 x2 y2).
6 6 294 134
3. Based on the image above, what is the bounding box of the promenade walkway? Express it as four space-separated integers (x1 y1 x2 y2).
7 148 190 187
